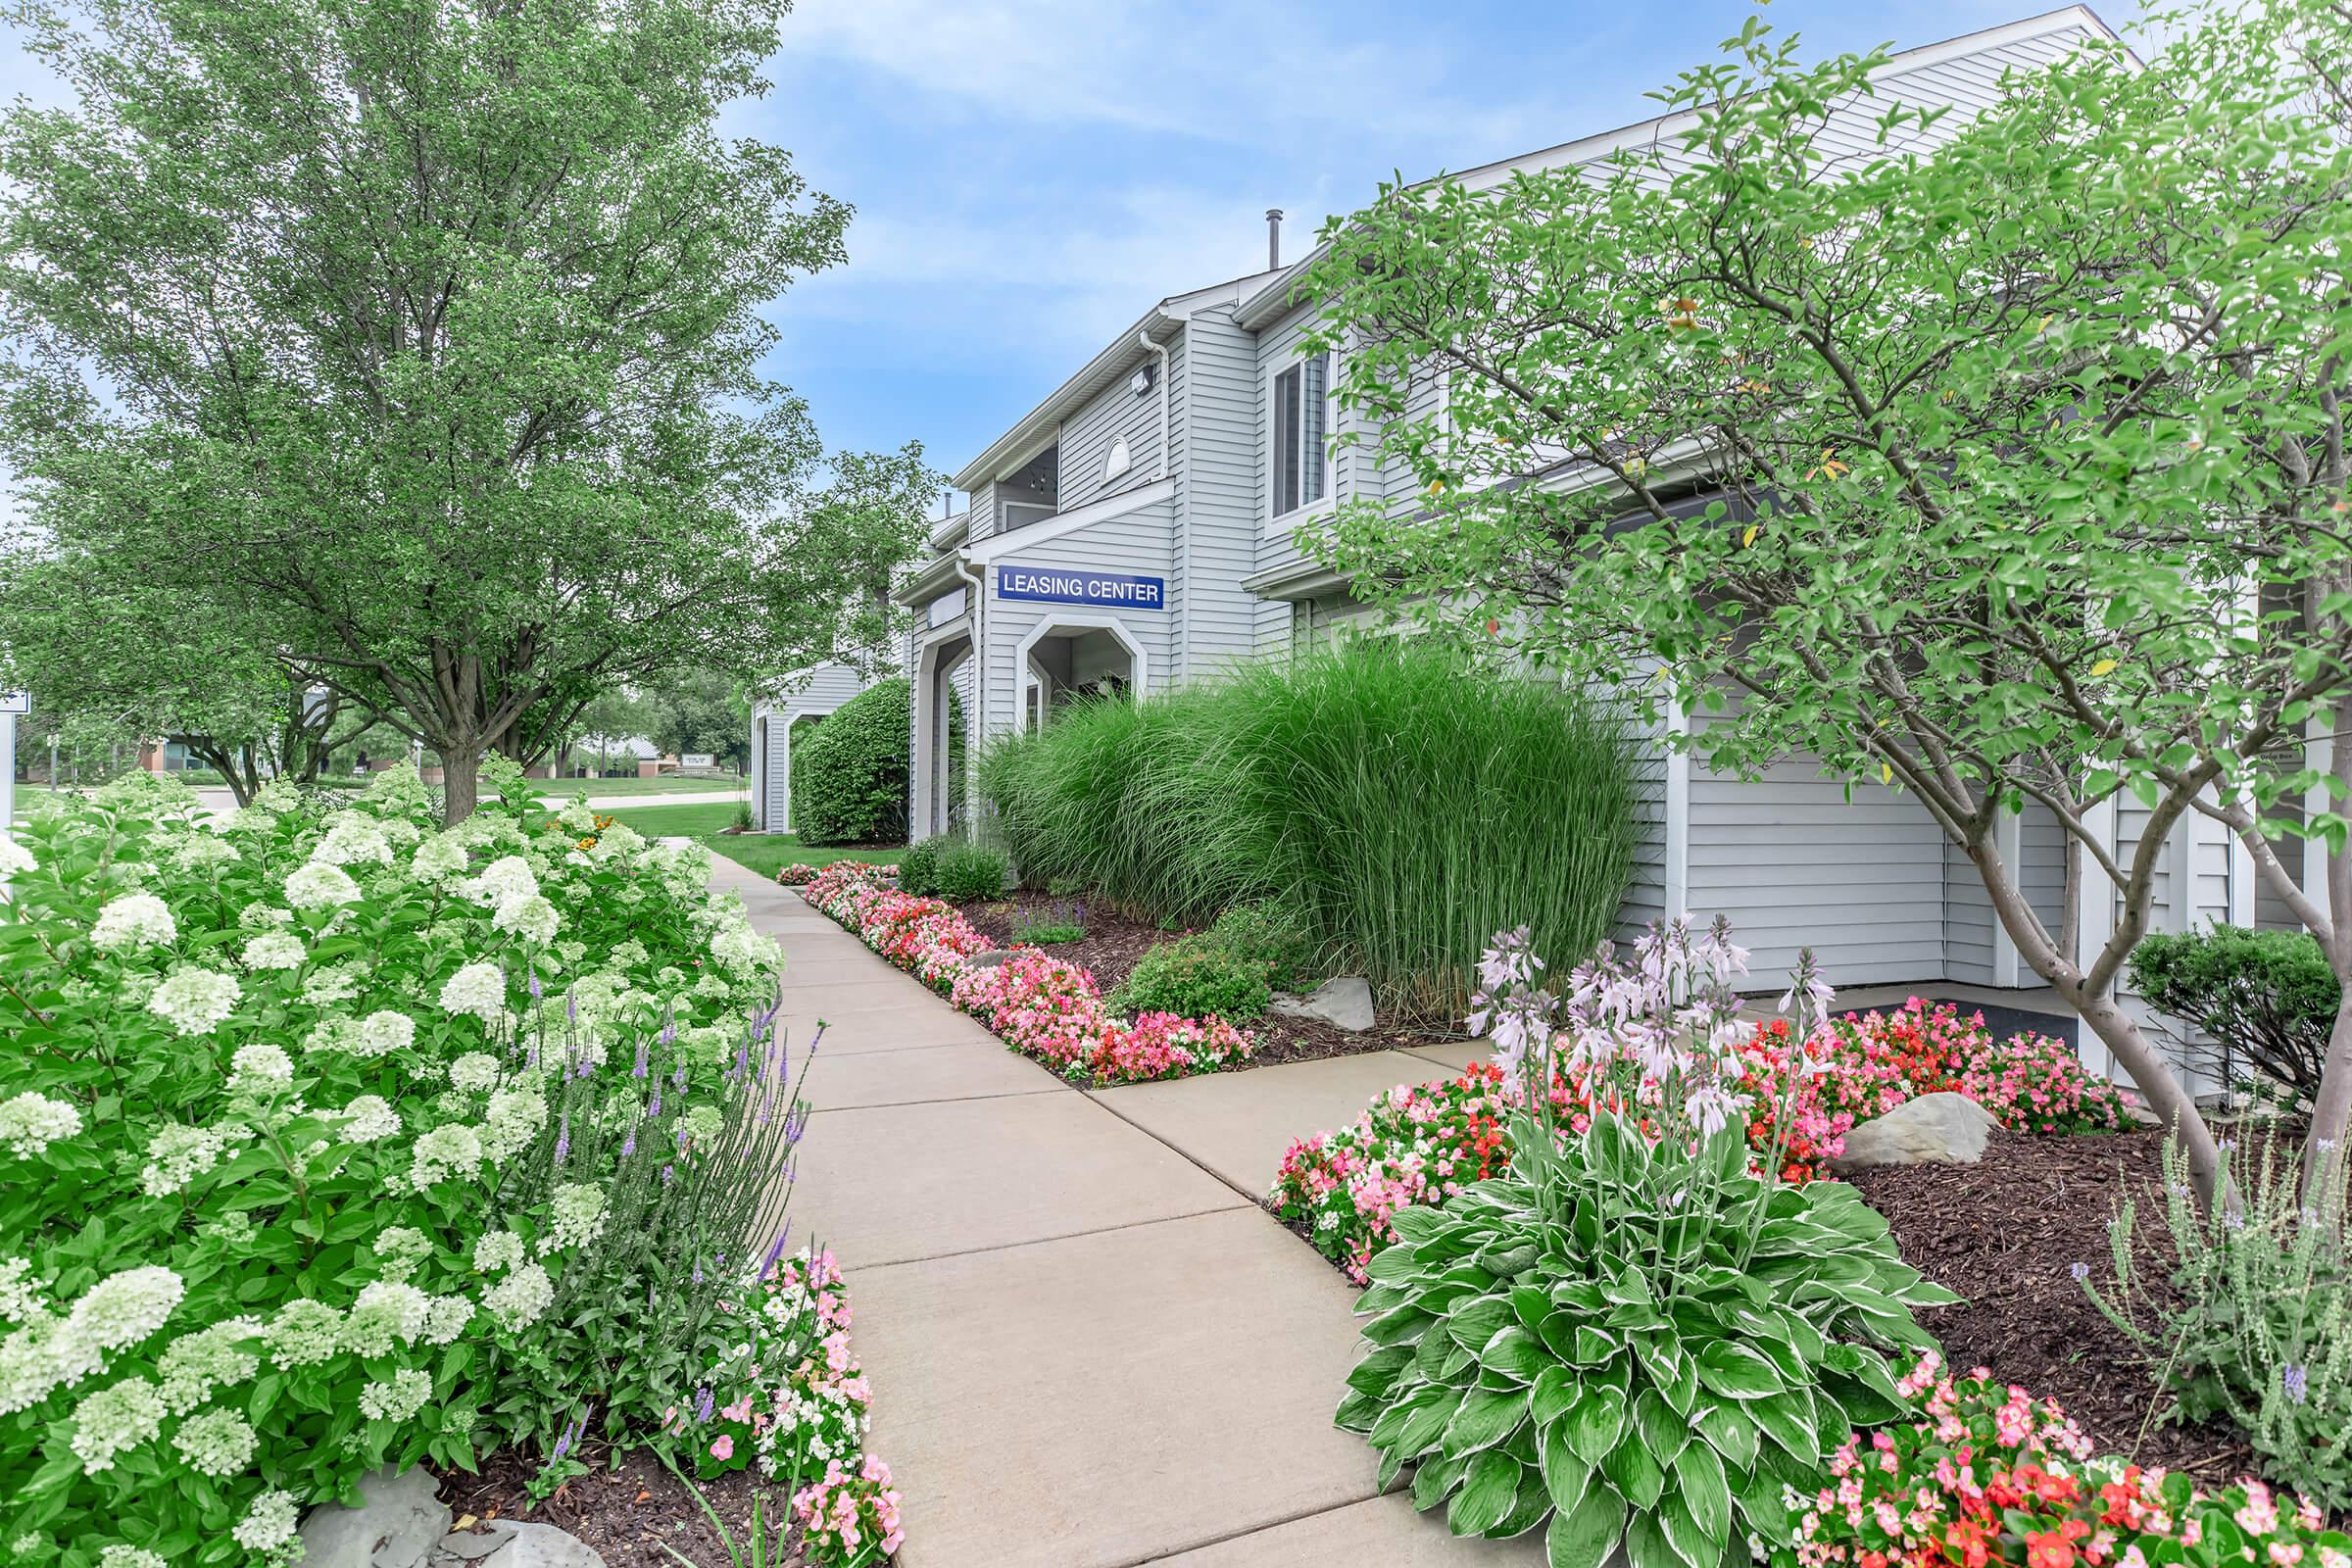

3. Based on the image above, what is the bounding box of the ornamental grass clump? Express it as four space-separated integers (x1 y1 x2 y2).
2085 1136 2352 1512
0 763 803 1564
1339 920 1957 1564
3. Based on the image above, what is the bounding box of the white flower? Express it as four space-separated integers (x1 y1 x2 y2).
710 920 774 978
0 1092 82 1158
140 1123 237 1198
357 1366 431 1422
448 1053 502 1093
172 1404 257 1476
0 1311 67 1413
483 1262 553 1330
439 961 507 1021
239 929 306 971
156 1317 262 1413
336 1095 401 1144
238 902 293 929
145 968 241 1036
232 1489 300 1552
90 892 176 953
312 814 392 866
372 1226 431 1282
262 1298 341 1367
355 1009 416 1058
344 1281 429 1354
0 835 32 876
100 1547 168 1568
62 1266 182 1366
680 1104 724 1145
301 964 362 1006
71 1376 167 1473
283 860 361 910
0 1259 41 1323
164 832 239 870
493 893 561 946
473 1231 525 1274
477 1087 546 1164
412 835 468 884
423 1295 473 1345
542 1183 608 1254
411 1124 484 1187
226 1044 293 1098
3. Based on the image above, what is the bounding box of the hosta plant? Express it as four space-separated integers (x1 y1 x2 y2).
1338 921 1959 1565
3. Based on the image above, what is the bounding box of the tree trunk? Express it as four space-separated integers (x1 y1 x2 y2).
441 743 482 826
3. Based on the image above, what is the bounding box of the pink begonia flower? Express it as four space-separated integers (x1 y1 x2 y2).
710 1435 734 1461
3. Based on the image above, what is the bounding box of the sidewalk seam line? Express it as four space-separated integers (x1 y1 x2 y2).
805 1087 1065 1112
857 1202 1254 1272
1113 1488 1392 1566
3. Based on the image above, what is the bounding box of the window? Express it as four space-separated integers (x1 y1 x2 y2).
1273 351 1332 517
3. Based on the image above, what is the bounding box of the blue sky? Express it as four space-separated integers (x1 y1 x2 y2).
0 0 2142 497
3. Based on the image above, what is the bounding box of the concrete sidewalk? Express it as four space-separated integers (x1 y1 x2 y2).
707 858 1541 1568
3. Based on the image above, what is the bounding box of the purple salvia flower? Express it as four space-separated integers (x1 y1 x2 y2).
660 1015 677 1047
620 1126 637 1157
649 1086 662 1117
566 993 577 1025
2285 1363 2310 1404
554 1114 570 1164
632 1041 649 1079
672 1063 686 1091
675 1124 689 1154
734 1037 750 1079
527 970 543 1001
695 1386 714 1423
759 1224 792 1279
692 1258 704 1285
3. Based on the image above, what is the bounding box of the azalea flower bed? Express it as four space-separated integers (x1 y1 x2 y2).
802 861 1253 1085
1273 997 2134 1283
1787 1349 2346 1568
0 765 906 1566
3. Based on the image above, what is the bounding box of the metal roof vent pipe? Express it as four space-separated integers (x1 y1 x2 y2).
1266 208 1283 270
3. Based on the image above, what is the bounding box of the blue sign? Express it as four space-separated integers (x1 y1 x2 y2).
996 564 1165 610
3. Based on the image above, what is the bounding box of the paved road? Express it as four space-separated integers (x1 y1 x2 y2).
710 857 1538 1568
189 786 744 816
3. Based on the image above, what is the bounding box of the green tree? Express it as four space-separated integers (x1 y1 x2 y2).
646 672 750 769
0 0 868 823
1298 0 2352 1200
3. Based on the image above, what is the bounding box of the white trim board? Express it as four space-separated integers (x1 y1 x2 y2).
966 478 1177 564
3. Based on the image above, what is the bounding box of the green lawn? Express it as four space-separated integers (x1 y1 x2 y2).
599 801 903 881
533 774 748 798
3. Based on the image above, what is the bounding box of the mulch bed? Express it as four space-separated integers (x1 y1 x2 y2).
1846 1128 2256 1482
437 1446 831 1568
953 890 1469 1068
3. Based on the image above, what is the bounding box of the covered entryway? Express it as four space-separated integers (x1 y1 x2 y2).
1015 613 1148 731
910 625 973 841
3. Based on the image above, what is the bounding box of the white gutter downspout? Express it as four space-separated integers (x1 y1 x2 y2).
953 551 987 833
1139 329 1171 480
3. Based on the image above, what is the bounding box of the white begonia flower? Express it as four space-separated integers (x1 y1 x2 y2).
343 1281 429 1355
301 964 362 1007
262 1298 342 1367
477 1087 546 1164
90 892 176 953
423 1295 473 1345
70 1376 167 1473
541 1183 608 1254
101 1546 169 1568
372 1227 430 1283
312 814 393 866
0 835 33 876
483 1261 553 1330
232 1489 300 1552
357 1366 431 1422
448 1053 501 1093
283 860 362 910
145 968 241 1037
710 920 775 979
239 929 306 971
172 1404 258 1476
0 1092 82 1159
0 1259 40 1323
156 1317 262 1413
466 855 538 908
354 1009 416 1058
411 1124 484 1188
439 961 507 1021
140 1123 238 1198
336 1095 401 1144
225 1044 294 1098
493 893 561 946
473 1231 525 1274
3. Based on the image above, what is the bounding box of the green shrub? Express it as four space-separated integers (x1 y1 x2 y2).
933 840 1009 903
1116 934 1273 1022
1012 901 1088 945
792 677 911 847
1210 900 1316 993
897 836 944 898
980 640 1638 1018
2128 926 2339 1109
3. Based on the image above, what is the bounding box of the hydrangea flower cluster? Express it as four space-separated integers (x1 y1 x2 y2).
681 1247 906 1564
1787 1349 2350 1568
804 861 1254 1085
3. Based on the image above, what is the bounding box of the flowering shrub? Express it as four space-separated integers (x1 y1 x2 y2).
804 861 1254 1085
678 1247 904 1565
1813 1000 2136 1136
775 863 820 887
0 766 800 1564
1787 1350 2349 1568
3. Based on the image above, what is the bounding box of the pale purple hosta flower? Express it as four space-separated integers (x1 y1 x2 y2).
1684 1083 1740 1139
1467 927 1557 1081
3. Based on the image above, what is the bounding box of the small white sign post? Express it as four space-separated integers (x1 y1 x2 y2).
0 691 27 879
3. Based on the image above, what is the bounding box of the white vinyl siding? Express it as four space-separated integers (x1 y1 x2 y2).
1175 307 1267 679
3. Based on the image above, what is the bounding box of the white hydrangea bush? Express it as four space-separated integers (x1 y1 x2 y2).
0 765 794 1565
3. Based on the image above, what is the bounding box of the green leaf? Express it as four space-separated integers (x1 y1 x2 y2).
1531 1365 1580 1427
1412 1450 1472 1513
1442 1386 1532 1458
1544 1479 1627 1568
1600 1427 1666 1509
1482 1325 1551 1384
1673 1438 1732 1544
1693 1341 1783 1400
1450 1295 1519 1355
1449 1450 1525 1537
1693 1400 1759 1471
1538 1418 1592 1513
1348 1345 1414 1398
1624 1505 1686 1568
1632 1388 1688 1467
1564 1382 1626 1465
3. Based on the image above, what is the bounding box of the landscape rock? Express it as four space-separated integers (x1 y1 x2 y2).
1831 1092 2001 1172
1269 976 1375 1033
967 949 1016 969
445 1521 607 1568
297 1464 450 1568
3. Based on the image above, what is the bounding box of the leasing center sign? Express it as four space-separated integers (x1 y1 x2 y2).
996 564 1165 610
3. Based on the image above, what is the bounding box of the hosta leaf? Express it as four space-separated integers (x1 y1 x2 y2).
1532 1365 1580 1426
1450 1295 1519 1355
1512 1284 1555 1331
1693 1400 1759 1471
1632 1388 1687 1467
1539 1418 1592 1512
1495 1465 1556 1539
1738 1464 1794 1545
1412 1450 1472 1512
1749 1390 1818 1460
1442 1385 1532 1458
1336 1388 1383 1433
1694 1341 1784 1399
1483 1325 1551 1384
1570 1325 1618 1366
1673 1438 1732 1544
1450 1450 1526 1537
1600 1427 1665 1509
1624 1505 1686 1568
1394 1389 1460 1460
1564 1382 1626 1465
1366 1244 1425 1285
1390 1205 1446 1247
1348 1345 1414 1398
1544 1479 1627 1568
1363 1303 1433 1348
1657 1492 1713 1568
